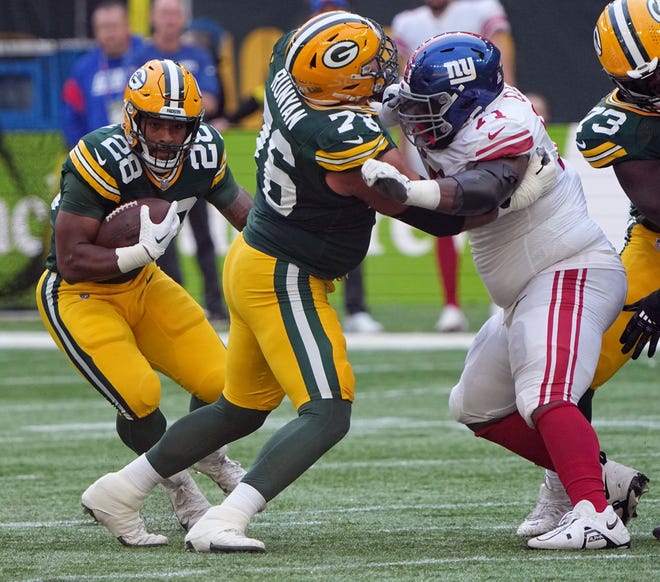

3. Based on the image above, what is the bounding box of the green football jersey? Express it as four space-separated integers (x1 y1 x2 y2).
45 122 240 272
576 89 660 231
243 32 397 280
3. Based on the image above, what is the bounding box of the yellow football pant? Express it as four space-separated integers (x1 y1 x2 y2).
592 223 660 388
222 233 355 412
36 262 226 419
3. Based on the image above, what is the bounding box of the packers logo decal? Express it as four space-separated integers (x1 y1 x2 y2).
128 68 147 90
323 40 359 69
650 0 660 23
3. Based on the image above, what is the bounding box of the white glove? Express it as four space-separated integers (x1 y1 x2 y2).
362 158 441 210
116 201 180 273
362 158 410 202
374 83 402 128
139 200 180 259
502 147 558 213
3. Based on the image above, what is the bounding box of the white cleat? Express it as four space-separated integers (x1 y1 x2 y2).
81 472 168 547
343 311 384 333
161 471 212 532
435 305 468 332
193 446 246 494
601 452 650 525
184 505 265 553
527 500 631 550
516 479 572 537
518 454 650 537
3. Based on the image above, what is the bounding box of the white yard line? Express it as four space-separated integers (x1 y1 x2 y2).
0 330 476 351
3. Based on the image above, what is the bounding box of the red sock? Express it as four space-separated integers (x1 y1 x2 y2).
475 412 554 469
436 236 459 306
535 402 606 511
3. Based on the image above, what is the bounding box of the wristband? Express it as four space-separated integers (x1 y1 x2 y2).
406 179 442 210
116 244 152 273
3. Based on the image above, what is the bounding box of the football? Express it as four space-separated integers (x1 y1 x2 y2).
95 197 171 248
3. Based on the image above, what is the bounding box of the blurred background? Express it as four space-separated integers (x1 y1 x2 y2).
0 0 625 332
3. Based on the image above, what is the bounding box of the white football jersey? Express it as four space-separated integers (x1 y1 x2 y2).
392 0 510 58
422 85 624 308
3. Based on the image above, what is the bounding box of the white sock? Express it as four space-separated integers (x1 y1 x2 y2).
222 482 266 518
122 453 165 494
544 469 564 491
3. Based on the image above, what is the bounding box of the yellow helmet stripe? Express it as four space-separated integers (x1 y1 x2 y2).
70 141 121 203
609 0 651 70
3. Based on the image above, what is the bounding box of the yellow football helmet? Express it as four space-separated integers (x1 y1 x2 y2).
595 0 660 109
123 59 203 173
285 10 398 105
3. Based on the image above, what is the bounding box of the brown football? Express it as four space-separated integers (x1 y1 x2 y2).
95 197 171 248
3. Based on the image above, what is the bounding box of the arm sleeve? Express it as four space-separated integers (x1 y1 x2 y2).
394 206 466 237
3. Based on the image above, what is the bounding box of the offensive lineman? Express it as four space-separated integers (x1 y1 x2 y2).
79 11 556 552
363 32 631 550
36 59 251 545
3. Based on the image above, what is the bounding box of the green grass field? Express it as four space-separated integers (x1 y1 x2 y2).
0 337 657 581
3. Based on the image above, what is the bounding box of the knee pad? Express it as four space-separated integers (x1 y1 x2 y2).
116 408 167 454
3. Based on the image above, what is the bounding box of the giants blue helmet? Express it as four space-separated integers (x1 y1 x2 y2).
399 32 504 149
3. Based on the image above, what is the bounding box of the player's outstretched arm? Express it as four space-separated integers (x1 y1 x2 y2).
361 155 525 216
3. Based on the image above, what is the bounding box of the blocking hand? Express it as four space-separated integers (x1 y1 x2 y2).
503 147 558 212
139 200 180 260
361 158 410 203
620 289 660 359
375 83 402 128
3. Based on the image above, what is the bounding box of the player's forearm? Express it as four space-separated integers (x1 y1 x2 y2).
56 244 133 283
220 187 253 231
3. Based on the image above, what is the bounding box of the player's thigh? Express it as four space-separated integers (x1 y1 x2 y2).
36 270 161 419
592 224 660 388
449 310 516 424
137 268 226 403
223 235 354 411
512 268 626 424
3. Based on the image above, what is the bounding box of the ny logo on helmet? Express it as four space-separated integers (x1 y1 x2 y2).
444 57 477 85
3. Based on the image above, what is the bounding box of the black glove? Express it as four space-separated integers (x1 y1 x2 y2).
619 288 660 359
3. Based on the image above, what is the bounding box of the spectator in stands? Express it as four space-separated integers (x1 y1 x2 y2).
133 0 228 322
60 0 144 149
391 0 516 332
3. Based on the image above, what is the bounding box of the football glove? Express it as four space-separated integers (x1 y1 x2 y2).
116 201 180 273
361 158 441 210
372 83 401 128
500 147 558 214
619 288 660 359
